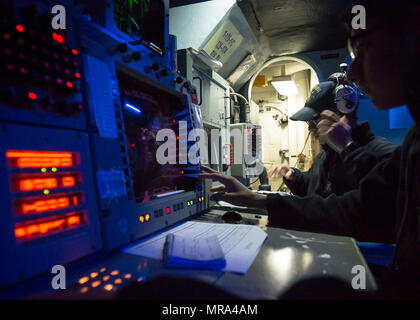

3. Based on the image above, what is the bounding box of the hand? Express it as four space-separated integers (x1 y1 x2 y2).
199 166 267 209
316 110 353 153
268 164 295 181
308 120 319 139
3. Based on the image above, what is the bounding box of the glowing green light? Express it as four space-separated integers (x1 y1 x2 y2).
51 167 57 172
43 189 50 195
41 168 47 173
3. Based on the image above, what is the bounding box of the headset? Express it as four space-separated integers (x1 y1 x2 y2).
328 68 359 115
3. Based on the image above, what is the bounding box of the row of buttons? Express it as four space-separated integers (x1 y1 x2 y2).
173 202 184 211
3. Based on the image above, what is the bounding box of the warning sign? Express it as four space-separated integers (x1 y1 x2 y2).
202 20 243 64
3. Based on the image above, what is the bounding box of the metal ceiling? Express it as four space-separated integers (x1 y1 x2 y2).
237 0 350 55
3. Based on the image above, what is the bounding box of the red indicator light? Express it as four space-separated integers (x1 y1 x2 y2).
16 25 24 32
166 207 171 214
56 78 63 85
72 49 78 55
19 67 27 74
6 150 75 168
66 81 73 88
75 72 81 78
73 195 79 205
52 32 64 43
19 177 58 191
28 92 37 100
14 213 83 240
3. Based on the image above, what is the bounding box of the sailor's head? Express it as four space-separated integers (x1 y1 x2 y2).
345 0 420 110
290 77 359 126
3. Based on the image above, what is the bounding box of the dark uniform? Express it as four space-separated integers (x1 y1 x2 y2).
267 100 420 297
284 79 396 198
285 121 396 197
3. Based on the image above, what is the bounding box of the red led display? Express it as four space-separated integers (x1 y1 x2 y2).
6 150 77 168
19 177 58 191
14 212 85 241
15 192 82 215
12 173 80 192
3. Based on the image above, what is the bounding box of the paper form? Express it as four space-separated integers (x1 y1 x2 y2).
121 221 268 274
167 234 224 261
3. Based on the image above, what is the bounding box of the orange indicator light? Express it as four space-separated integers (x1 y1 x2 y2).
104 284 113 291
114 278 122 284
110 270 119 276
145 214 150 222
91 280 101 288
139 216 144 223
90 272 98 278
80 287 88 293
78 277 89 284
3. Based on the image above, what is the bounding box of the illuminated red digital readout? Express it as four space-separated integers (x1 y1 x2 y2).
15 193 82 215
6 151 76 168
14 213 84 240
14 174 79 191
19 177 58 191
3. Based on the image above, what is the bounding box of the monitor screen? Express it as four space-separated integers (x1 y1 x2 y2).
114 0 165 53
117 71 196 203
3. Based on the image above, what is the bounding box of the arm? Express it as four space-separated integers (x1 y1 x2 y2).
200 145 400 244
341 136 397 188
266 147 400 243
282 168 308 196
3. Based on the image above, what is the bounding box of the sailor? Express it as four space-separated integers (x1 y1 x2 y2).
268 76 396 197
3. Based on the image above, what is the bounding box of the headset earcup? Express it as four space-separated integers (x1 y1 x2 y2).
335 85 357 114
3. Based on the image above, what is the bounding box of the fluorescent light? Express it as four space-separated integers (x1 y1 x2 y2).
271 80 298 96
125 103 142 113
